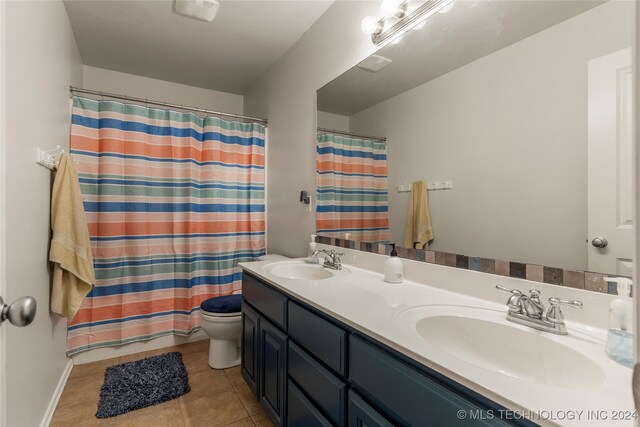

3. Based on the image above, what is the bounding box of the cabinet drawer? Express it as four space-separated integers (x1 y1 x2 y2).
243 273 287 330
288 341 347 426
288 380 333 427
288 301 347 375
349 336 509 427
348 390 393 427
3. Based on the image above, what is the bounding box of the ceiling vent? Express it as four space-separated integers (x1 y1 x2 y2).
357 55 392 73
175 0 220 22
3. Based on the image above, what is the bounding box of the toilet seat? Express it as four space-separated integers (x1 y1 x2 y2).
200 310 241 319
200 309 242 324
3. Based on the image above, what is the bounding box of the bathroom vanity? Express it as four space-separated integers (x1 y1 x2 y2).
239 247 633 427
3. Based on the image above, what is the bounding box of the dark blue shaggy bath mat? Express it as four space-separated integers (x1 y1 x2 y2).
96 352 190 418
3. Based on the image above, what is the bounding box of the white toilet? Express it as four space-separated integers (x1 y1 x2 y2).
199 294 243 369
200 254 289 369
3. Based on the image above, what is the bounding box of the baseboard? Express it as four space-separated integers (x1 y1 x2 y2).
40 359 73 427
71 331 209 365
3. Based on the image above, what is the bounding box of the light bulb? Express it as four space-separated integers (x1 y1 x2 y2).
361 16 381 35
438 2 454 13
380 0 405 18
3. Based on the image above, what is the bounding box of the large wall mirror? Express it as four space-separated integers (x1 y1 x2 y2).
316 0 634 278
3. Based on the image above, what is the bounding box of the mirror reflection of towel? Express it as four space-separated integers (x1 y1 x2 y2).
403 181 433 249
49 153 95 320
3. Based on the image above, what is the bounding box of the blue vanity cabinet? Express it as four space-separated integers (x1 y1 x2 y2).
243 272 287 329
242 273 289 426
241 302 259 395
288 301 347 376
288 380 333 427
242 272 532 427
288 341 347 425
348 390 394 427
349 336 511 427
258 316 288 426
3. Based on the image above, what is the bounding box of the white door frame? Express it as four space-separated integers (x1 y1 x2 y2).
635 7 640 374
0 0 7 424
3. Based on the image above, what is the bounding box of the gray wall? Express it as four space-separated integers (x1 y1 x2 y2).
318 111 350 132
244 1 380 257
83 65 244 114
349 1 633 271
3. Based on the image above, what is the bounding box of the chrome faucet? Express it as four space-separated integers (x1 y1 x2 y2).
312 249 345 270
496 285 583 335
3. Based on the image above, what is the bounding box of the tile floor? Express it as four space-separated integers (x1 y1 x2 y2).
50 340 274 427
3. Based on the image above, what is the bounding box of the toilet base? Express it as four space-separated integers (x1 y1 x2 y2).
208 337 241 369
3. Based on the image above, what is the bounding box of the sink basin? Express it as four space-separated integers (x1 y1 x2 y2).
266 261 337 281
400 305 605 388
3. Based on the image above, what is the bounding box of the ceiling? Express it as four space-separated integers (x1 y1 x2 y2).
318 1 606 116
64 0 333 95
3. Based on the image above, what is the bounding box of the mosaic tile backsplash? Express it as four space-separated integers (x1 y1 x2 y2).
316 236 627 295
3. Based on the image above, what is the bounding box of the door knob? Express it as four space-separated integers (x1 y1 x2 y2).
591 237 608 248
0 296 37 327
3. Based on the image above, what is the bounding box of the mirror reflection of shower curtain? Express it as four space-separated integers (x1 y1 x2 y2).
65 96 266 356
316 133 389 243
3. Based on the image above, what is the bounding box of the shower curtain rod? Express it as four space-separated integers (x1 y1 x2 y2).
317 127 386 142
69 86 268 124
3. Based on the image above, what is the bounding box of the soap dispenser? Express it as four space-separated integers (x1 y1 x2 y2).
604 277 633 367
308 234 317 257
384 243 404 284
306 234 319 264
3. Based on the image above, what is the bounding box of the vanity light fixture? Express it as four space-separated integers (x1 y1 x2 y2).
362 0 455 45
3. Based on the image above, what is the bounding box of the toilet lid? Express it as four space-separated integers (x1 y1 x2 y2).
200 294 242 314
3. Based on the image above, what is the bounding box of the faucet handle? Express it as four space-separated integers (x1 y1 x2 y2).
496 285 522 295
496 285 523 314
528 288 544 308
331 251 345 260
546 297 583 324
548 297 583 308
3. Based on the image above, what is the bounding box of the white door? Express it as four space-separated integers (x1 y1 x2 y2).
588 48 634 276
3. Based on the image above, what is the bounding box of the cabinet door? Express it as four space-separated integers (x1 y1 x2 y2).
348 390 394 427
241 302 259 396
259 317 287 426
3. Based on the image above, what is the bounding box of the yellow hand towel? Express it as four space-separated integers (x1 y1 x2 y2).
49 153 95 320
403 180 433 249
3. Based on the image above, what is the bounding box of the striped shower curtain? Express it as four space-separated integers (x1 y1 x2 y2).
316 133 390 242
66 96 265 355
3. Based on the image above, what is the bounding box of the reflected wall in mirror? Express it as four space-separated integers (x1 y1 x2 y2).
316 0 634 278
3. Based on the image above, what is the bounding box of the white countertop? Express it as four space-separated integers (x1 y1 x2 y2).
240 248 635 427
